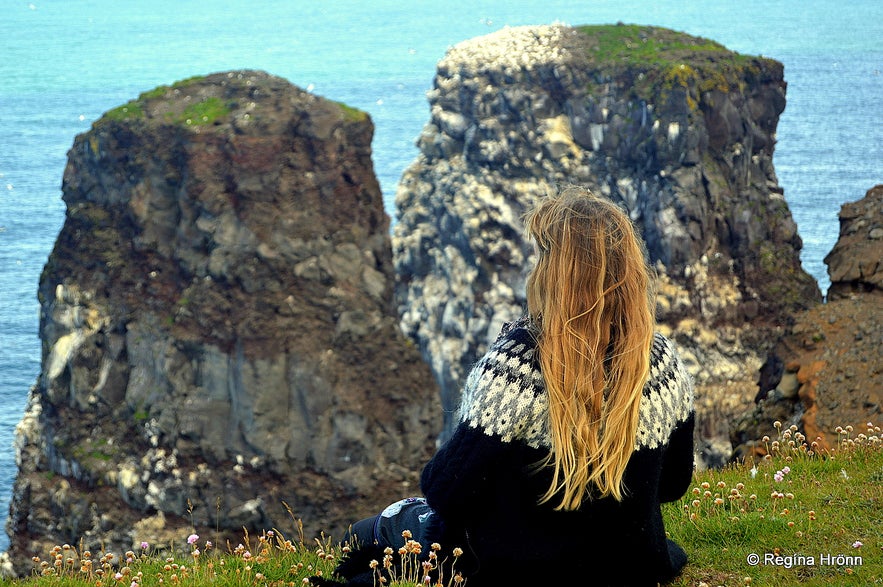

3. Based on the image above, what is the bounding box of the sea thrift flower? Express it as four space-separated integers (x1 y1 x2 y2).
141 542 149 550
187 534 199 545
853 541 863 548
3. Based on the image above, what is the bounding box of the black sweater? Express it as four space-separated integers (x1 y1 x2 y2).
420 319 695 586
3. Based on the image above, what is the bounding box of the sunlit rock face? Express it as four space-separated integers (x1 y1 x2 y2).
392 24 821 462
6 70 440 576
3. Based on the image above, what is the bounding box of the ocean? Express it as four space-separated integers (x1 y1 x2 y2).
0 0 880 552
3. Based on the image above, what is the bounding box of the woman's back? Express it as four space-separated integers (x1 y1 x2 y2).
420 319 694 586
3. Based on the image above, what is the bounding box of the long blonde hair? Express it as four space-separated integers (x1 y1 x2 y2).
525 186 655 510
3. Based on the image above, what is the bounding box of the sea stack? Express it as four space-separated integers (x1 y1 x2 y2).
5 70 440 575
392 24 821 461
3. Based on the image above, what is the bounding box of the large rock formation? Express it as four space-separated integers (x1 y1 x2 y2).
6 71 439 575
392 24 821 459
733 185 883 454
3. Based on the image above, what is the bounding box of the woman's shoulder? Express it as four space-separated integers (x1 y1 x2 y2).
458 317 549 447
635 332 695 450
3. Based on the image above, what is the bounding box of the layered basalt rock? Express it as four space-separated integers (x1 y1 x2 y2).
734 185 883 454
392 24 821 460
5 71 439 575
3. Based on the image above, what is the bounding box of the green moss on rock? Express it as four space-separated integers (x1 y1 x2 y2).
98 75 232 128
575 24 773 103
103 100 145 121
335 101 368 123
178 96 231 125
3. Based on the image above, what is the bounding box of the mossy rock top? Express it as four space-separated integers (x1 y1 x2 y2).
97 69 368 129
571 24 781 100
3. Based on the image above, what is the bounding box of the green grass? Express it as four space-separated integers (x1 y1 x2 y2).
666 423 882 586
2 423 879 586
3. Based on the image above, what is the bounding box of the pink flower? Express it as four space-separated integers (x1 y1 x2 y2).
140 542 149 550
853 541 863 548
774 471 784 482
782 466 791 475
187 534 199 545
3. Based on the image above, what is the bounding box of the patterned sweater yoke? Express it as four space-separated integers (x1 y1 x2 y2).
458 320 694 451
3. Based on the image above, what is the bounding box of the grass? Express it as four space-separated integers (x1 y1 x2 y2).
2 423 879 587
666 422 882 586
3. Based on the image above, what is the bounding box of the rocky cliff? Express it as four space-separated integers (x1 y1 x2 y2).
392 24 821 459
6 71 440 575
734 185 882 454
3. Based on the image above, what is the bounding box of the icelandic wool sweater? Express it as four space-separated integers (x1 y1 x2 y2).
420 318 695 587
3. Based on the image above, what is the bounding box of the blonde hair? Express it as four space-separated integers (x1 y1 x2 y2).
525 186 655 510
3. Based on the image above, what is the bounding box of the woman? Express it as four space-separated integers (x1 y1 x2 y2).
321 186 695 586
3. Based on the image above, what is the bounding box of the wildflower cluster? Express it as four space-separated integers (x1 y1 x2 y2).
835 422 882 451
28 527 340 587
760 421 817 460
31 543 112 582
684 478 768 523
367 530 465 586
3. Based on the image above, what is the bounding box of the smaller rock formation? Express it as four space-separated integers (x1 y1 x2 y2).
733 185 883 454
6 71 440 576
824 184 883 300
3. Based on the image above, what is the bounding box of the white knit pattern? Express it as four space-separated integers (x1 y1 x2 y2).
635 334 695 450
459 324 693 452
459 334 550 448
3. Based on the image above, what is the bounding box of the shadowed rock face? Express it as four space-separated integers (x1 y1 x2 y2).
6 70 439 575
392 24 821 460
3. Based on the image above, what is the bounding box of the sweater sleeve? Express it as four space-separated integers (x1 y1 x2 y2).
420 422 507 522
639 334 696 503
421 321 548 521
658 411 695 503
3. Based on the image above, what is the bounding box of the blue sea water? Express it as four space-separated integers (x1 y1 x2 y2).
0 0 880 552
